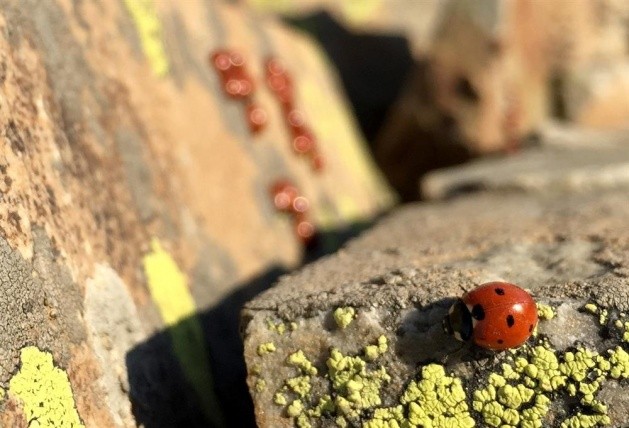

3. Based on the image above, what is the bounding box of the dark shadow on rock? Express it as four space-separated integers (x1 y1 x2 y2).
285 11 414 144
126 221 378 427
395 298 463 366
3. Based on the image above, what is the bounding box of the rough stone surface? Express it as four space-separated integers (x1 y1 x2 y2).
0 0 392 426
422 144 629 200
243 189 629 427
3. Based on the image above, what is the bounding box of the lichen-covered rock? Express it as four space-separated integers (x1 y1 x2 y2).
242 189 629 427
0 0 391 426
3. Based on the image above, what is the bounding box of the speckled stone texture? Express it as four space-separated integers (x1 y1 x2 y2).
0 0 392 426
243 189 629 427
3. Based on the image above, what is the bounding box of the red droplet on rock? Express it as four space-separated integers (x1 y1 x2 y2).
293 133 315 154
287 109 305 127
266 57 286 76
292 196 309 213
212 51 232 71
271 180 299 212
295 217 316 243
246 103 267 134
311 152 325 172
230 52 245 67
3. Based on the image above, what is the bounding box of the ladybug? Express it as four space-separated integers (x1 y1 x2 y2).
443 281 538 351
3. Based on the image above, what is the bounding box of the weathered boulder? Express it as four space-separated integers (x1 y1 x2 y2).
0 0 391 426
242 188 629 427
421 124 629 200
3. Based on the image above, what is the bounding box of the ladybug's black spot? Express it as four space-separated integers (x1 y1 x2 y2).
495 288 505 295
529 324 534 333
471 304 485 321
506 314 515 328
497 339 504 345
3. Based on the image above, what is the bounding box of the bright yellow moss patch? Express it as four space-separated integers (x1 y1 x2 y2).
123 0 169 76
143 238 196 326
536 303 555 320
257 342 276 356
401 364 475 428
8 347 84 427
333 307 356 329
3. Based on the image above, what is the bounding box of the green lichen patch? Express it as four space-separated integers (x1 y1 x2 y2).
263 299 629 427
272 336 392 426
9 346 84 427
583 302 629 344
287 350 318 376
257 342 277 356
266 319 298 335
286 376 313 398
255 379 267 392
400 364 475 428
607 346 629 379
333 307 356 329
327 348 391 421
364 335 388 361
472 338 626 428
266 318 289 335
583 302 609 326
537 304 556 321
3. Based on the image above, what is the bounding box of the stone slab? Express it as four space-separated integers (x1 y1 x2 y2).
243 189 629 427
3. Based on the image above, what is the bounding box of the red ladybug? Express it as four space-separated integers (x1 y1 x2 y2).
443 281 538 351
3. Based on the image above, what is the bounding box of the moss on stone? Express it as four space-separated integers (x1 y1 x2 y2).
255 379 266 392
286 376 312 398
287 350 318 376
333 307 356 329
257 342 276 356
8 347 84 428
364 335 388 362
263 298 629 427
401 364 474 428
266 319 288 335
537 303 555 320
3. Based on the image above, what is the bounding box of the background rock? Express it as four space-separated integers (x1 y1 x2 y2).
421 124 629 200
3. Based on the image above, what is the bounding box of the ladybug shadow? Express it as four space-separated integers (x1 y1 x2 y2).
395 298 493 368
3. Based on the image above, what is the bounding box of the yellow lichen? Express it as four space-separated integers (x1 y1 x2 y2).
364 335 388 361
327 348 390 419
287 350 318 376
286 376 312 398
123 0 169 76
266 319 288 335
287 399 304 417
536 303 555 320
401 364 474 428
334 307 356 329
8 347 84 427
274 392 287 406
257 342 276 356
608 346 629 379
255 379 266 392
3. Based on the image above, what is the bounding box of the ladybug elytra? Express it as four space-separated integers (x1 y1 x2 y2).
443 281 538 351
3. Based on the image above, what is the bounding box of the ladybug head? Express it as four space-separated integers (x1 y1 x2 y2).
443 299 473 342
